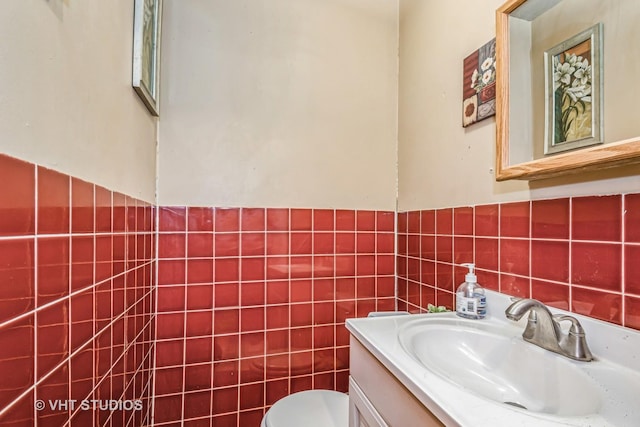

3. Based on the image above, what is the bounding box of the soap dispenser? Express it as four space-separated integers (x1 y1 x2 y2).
456 263 486 319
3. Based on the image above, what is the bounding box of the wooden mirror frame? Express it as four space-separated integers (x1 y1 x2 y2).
495 0 640 181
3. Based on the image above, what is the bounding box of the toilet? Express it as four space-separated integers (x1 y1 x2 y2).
260 389 349 427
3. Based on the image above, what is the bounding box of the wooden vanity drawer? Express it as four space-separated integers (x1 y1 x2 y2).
349 337 445 427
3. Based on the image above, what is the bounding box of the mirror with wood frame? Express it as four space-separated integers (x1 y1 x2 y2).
495 0 640 181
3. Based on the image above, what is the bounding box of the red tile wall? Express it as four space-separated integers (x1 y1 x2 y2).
13 156 638 425
0 154 156 426
397 195 640 331
154 207 395 426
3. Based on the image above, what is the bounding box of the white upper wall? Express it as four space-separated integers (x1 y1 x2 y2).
0 0 157 202
158 0 398 210
4 1 633 209
398 0 640 211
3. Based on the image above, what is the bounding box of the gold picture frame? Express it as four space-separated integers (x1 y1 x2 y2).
132 0 162 116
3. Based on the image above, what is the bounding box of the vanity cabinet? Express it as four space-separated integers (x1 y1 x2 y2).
349 377 387 427
348 337 445 427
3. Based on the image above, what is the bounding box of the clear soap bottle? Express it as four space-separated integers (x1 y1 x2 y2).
455 263 486 319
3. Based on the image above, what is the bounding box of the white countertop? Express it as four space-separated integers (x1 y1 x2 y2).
345 290 640 427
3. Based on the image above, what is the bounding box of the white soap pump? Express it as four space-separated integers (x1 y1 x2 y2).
455 263 486 319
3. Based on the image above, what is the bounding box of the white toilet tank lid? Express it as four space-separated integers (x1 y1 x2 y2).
263 390 349 427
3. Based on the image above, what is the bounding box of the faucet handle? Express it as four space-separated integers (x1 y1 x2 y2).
553 314 586 335
553 315 594 362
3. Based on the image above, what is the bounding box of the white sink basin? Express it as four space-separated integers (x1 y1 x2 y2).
345 291 640 426
398 317 602 416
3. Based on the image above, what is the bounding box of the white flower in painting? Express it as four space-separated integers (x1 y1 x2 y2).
573 63 591 87
470 69 479 88
565 84 592 103
552 48 594 143
471 52 496 92
558 62 576 84
564 53 581 68
482 69 494 85
481 57 494 71
553 52 592 92
553 56 576 91
575 56 588 68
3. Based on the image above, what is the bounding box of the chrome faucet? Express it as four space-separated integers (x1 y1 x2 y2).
505 298 593 362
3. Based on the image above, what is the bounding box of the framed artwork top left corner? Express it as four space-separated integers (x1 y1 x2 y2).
132 0 163 117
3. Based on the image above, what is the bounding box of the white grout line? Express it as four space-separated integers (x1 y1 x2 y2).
180 209 187 427
621 195 627 327
33 165 39 427
568 197 574 312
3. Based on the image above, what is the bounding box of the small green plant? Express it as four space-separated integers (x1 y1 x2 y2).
427 304 450 313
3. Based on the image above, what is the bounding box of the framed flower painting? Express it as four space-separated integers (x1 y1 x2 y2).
462 38 496 127
132 0 163 117
544 23 603 155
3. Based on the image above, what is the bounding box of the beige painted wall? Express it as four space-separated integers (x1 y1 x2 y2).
398 0 640 211
158 0 398 210
0 0 157 202
5 1 634 210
